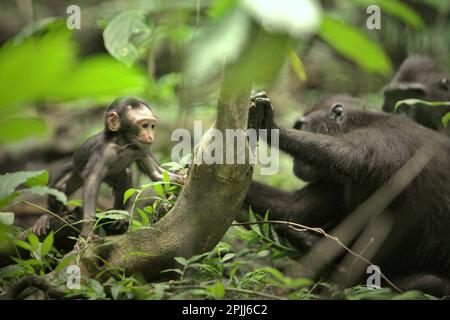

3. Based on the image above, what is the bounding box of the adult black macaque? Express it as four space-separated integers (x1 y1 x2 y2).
383 55 450 135
32 97 184 240
245 92 450 297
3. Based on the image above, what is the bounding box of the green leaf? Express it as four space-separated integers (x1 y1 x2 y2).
319 16 392 76
162 170 170 184
13 239 32 251
175 257 188 266
0 170 48 209
0 117 46 143
262 211 270 236
0 212 14 225
136 208 150 226
288 48 307 82
103 10 152 66
0 28 75 113
27 233 40 251
212 281 225 299
89 279 105 297
394 99 450 112
442 112 450 127
123 188 138 205
53 55 147 99
54 255 75 273
152 184 165 197
22 186 67 204
352 0 425 30
41 231 54 257
221 253 235 263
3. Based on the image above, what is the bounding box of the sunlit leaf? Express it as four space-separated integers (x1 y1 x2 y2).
27 233 40 251
319 16 392 76
242 0 321 37
175 256 188 266
123 188 138 205
221 253 235 263
41 231 54 257
95 210 130 220
0 212 14 225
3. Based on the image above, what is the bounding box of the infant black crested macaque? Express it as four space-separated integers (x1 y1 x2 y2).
32 97 184 240
383 55 450 135
245 92 450 297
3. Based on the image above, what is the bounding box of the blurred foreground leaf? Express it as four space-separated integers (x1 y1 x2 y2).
319 16 392 76
0 170 48 209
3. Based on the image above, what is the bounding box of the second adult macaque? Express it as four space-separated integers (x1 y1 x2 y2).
32 97 184 240
245 92 450 297
383 55 450 135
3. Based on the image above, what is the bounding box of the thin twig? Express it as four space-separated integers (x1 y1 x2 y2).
5 200 80 233
232 220 403 293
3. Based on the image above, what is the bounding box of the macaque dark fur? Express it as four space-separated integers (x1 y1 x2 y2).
245 92 450 297
32 97 183 240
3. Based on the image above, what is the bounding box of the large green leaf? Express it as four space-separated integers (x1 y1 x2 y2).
319 16 392 76
0 212 14 225
0 28 75 114
0 170 48 209
53 55 147 99
352 0 425 30
103 10 152 66
0 117 46 144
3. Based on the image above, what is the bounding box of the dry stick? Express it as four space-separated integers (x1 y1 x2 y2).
231 220 403 293
169 284 287 300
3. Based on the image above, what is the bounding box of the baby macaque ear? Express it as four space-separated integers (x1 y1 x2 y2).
107 112 121 131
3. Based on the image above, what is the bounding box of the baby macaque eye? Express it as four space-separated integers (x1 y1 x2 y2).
439 78 449 91
151 124 155 129
143 123 149 129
